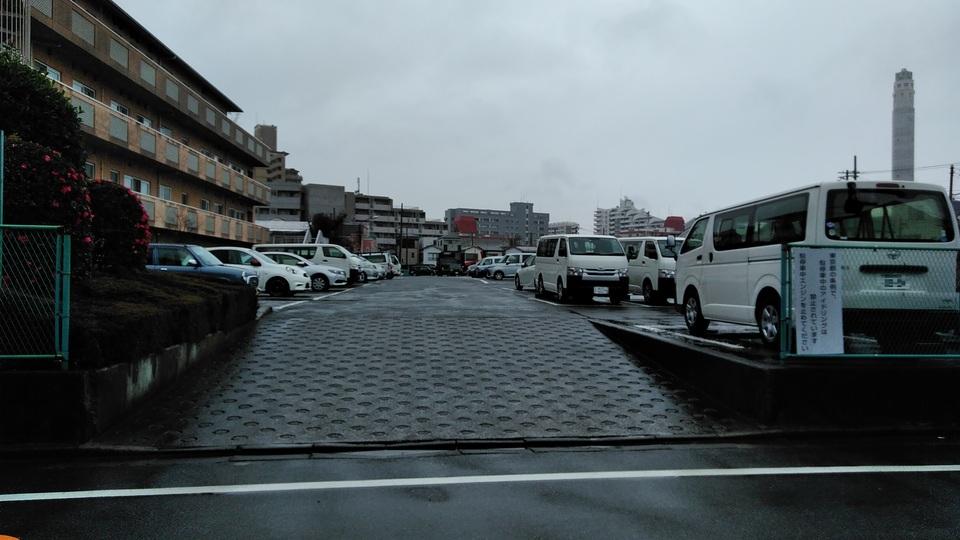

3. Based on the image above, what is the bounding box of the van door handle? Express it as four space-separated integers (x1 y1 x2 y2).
696 255 702 261
708 253 714 262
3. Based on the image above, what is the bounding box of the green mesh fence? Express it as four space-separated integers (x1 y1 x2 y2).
781 244 960 358
0 224 71 365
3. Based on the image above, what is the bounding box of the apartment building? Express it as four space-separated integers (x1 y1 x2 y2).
353 192 445 259
593 197 664 237
24 0 271 244
253 124 303 222
547 221 580 235
445 202 549 246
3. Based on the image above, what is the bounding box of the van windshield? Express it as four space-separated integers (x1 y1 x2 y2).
568 237 625 256
657 240 681 259
364 254 387 263
825 188 954 242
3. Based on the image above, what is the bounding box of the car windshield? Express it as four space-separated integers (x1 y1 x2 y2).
657 240 681 259
568 237 625 256
364 254 387 263
191 247 223 266
825 188 954 242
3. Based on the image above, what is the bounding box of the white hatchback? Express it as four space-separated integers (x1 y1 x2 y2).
208 247 310 297
261 252 348 291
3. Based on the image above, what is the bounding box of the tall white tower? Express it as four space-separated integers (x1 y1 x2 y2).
892 68 915 181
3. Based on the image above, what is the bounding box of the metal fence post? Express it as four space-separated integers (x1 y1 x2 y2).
60 234 71 368
0 130 5 279
779 244 790 360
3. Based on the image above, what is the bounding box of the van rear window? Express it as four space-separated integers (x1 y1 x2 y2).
825 189 954 242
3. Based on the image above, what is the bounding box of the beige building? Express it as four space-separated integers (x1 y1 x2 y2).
24 0 271 245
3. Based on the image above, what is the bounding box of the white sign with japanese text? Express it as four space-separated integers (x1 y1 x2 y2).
791 247 844 355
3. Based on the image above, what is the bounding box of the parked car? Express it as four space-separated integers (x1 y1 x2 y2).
473 256 502 278
466 263 479 277
390 254 402 277
253 243 361 284
353 256 382 282
408 264 436 276
534 235 629 304
675 180 960 349
620 236 683 304
208 246 310 297
360 252 395 279
487 253 533 281
146 244 258 288
260 251 348 292
515 255 537 291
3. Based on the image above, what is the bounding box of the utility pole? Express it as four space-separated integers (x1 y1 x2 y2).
837 155 860 181
950 164 956 201
398 203 404 264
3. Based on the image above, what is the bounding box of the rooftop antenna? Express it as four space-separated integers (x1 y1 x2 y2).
367 168 370 194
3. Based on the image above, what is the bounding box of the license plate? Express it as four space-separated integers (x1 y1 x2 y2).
593 286 609 295
881 274 907 289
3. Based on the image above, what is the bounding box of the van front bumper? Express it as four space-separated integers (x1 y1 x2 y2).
567 276 630 299
657 277 676 301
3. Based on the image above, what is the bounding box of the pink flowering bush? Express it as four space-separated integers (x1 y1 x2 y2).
87 180 152 271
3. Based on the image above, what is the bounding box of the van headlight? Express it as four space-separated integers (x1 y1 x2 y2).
617 268 629 277
567 267 585 276
658 269 675 278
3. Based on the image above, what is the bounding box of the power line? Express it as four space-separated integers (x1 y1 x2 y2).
857 162 959 175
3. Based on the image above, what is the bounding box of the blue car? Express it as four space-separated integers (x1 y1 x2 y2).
146 243 258 288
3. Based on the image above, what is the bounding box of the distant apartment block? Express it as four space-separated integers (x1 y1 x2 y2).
548 221 580 235
445 202 549 245
594 198 665 237
23 0 272 244
253 124 302 221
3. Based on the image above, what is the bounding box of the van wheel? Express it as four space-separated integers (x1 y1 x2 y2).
756 293 781 349
556 278 568 304
535 275 545 298
494 270 504 281
683 290 709 336
515 274 523 291
386 273 394 280
311 274 330 292
266 277 290 298
642 280 656 304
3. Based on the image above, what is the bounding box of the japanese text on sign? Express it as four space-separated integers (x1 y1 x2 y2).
791 248 843 354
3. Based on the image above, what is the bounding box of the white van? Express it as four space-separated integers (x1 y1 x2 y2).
620 236 682 305
534 235 629 304
253 243 361 284
675 181 960 349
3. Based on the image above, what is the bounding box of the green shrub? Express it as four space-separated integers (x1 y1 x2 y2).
88 180 151 272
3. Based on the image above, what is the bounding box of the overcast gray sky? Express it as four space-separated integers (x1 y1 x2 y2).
119 0 960 230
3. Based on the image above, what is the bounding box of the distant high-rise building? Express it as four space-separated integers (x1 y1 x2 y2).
892 68 915 181
593 198 664 236
445 202 549 245
548 221 580 235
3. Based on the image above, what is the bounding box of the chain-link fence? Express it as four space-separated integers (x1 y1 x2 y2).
781 244 960 358
0 224 71 365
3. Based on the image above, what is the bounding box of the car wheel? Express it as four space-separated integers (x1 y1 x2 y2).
267 277 290 298
535 275 544 298
556 278 567 304
311 274 330 292
683 290 710 336
494 271 504 281
642 280 656 304
386 273 394 280
515 274 523 291
756 293 781 349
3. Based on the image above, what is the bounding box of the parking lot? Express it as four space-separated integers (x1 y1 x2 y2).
95 276 759 449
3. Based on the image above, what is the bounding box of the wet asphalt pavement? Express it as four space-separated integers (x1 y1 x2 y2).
94 276 754 449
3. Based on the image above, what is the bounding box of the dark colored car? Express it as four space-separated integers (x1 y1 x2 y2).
146 243 258 287
408 265 436 276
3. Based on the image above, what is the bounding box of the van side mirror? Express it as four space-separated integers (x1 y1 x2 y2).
186 258 200 267
627 246 638 260
666 235 677 248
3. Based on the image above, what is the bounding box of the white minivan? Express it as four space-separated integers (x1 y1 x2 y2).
534 235 629 304
253 243 361 284
620 236 682 305
675 181 960 349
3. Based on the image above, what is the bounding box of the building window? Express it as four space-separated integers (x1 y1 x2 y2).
219 168 229 187
139 61 156 86
72 80 95 98
164 141 179 165
83 161 94 179
110 100 128 115
159 125 172 137
220 119 231 136
200 199 210 211
108 38 128 67
142 200 155 221
181 193 189 205
135 114 152 128
71 10 95 46
159 185 173 201
246 137 255 153
71 96 94 127
109 114 128 142
187 94 199 115
214 203 224 214
165 79 179 101
33 60 60 81
205 215 216 233
234 129 243 145
205 107 216 126
206 161 216 180
139 130 156 154
109 170 119 183
186 152 199 173
123 175 150 195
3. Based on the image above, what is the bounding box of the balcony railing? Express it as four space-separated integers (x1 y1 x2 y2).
139 193 269 245
60 81 271 205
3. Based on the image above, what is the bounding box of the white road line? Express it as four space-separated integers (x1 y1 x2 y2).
531 297 559 306
480 279 489 284
271 300 308 312
311 289 353 301
633 325 746 350
3 464 960 503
